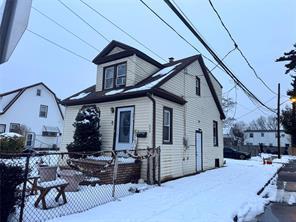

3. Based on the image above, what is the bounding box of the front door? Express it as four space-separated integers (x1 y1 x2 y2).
196 130 203 172
115 107 134 150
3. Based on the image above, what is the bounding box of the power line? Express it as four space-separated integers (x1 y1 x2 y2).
163 0 275 113
236 96 276 119
58 0 160 77
32 6 100 51
26 28 92 63
208 0 277 95
139 0 222 70
210 46 236 72
57 0 109 42
79 0 167 63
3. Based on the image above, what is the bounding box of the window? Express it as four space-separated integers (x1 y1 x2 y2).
39 105 48 118
163 107 173 144
0 124 6 133
250 133 254 138
116 63 126 87
36 89 41 96
213 121 218 146
26 133 34 147
103 63 126 90
196 76 201 96
261 132 264 137
104 66 115 89
9 123 20 133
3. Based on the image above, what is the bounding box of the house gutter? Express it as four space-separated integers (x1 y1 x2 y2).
147 93 156 184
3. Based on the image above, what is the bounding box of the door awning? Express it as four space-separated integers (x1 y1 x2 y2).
42 126 60 133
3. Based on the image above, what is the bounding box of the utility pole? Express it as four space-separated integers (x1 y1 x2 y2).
277 83 281 159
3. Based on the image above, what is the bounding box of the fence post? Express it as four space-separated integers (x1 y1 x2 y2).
19 155 30 222
112 155 118 198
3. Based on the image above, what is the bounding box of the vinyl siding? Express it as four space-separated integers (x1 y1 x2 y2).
95 52 159 91
95 55 136 91
61 97 152 179
107 47 124 55
154 96 185 181
133 56 159 84
160 60 224 175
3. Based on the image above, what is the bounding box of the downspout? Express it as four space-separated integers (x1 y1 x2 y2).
147 93 156 184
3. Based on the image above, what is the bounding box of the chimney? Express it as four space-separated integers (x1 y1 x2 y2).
169 57 174 63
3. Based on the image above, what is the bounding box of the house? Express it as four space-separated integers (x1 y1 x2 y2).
61 40 225 182
244 129 291 148
0 82 64 150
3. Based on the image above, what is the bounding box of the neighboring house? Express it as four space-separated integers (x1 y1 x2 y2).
61 40 225 181
0 82 64 150
244 130 291 148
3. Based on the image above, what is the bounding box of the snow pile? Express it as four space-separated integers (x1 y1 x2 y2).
87 155 135 164
49 157 294 222
20 183 149 222
152 63 181 77
125 64 181 93
105 89 124 96
261 177 296 205
0 132 23 138
70 92 90 100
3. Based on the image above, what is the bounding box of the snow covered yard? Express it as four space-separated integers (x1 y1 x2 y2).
47 156 294 222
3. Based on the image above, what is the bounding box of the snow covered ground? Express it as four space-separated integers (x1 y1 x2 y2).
48 155 295 222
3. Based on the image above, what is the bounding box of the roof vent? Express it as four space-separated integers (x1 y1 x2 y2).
169 57 174 63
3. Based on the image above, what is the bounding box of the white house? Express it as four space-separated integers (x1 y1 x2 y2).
244 130 291 148
61 40 225 182
0 82 64 150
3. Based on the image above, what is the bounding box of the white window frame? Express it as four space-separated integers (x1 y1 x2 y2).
25 133 35 147
39 105 48 118
0 124 6 133
116 63 126 87
36 89 41 96
104 66 115 90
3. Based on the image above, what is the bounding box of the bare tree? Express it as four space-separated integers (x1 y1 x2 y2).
222 96 237 130
230 121 246 146
248 115 277 130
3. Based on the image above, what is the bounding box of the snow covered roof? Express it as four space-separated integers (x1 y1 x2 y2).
62 53 225 119
0 82 64 119
0 132 23 138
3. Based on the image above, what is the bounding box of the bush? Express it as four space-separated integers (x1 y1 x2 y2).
0 163 25 222
67 105 102 157
0 133 25 153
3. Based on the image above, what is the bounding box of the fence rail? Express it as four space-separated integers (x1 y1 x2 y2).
1 147 160 222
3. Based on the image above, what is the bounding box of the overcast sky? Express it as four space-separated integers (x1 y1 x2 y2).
0 0 295 123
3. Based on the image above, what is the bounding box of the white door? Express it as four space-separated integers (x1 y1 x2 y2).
196 130 202 171
115 107 134 150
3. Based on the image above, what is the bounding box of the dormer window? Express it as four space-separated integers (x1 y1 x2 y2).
103 62 126 90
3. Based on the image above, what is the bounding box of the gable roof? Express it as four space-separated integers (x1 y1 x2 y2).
62 53 225 119
92 40 163 68
0 82 64 119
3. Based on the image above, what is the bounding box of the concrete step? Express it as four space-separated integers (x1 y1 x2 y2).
285 182 296 192
278 171 296 182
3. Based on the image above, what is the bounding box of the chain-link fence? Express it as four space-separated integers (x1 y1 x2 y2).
0 147 160 222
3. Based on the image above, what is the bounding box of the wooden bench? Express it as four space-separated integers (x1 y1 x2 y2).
34 179 69 209
27 175 40 195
